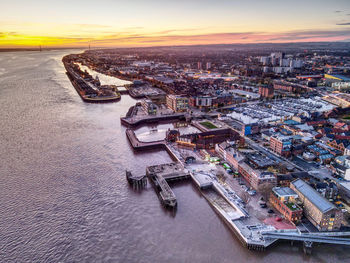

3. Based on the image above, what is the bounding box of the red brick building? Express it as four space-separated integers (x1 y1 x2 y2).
259 86 274 98
270 135 292 157
273 81 308 94
269 187 303 223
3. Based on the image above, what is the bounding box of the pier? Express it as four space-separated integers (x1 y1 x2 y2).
146 162 191 208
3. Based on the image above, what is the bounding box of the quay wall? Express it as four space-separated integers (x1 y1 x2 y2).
121 114 186 127
201 191 268 251
126 129 165 150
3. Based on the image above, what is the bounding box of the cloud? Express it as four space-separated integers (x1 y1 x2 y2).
2 28 350 48
335 10 343 13
90 32 263 45
336 22 350 25
123 26 144 30
87 29 350 46
73 24 112 28
155 28 210 35
260 29 350 42
0 32 19 37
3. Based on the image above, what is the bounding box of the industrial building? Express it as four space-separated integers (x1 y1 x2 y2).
290 179 342 231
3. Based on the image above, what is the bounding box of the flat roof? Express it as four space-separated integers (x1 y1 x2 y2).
273 187 298 197
339 182 350 191
291 179 336 213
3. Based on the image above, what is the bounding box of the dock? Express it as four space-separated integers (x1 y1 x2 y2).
63 59 121 103
146 162 191 208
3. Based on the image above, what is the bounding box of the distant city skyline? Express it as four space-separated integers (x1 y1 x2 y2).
1 0 350 48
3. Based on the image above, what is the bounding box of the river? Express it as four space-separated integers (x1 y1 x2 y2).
0 50 348 263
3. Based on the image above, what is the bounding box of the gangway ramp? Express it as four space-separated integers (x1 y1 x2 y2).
261 231 350 246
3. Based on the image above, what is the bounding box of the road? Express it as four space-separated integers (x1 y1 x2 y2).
244 136 305 172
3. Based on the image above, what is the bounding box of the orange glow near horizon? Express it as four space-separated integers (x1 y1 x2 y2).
1 0 350 48
1 29 350 49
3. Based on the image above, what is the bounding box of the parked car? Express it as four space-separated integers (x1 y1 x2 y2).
248 190 256 196
268 209 274 214
241 185 248 191
260 203 267 208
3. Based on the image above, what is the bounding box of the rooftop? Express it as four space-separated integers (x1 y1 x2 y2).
291 179 337 213
285 202 302 212
273 187 298 198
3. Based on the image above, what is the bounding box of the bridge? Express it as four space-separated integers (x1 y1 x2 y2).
261 230 350 253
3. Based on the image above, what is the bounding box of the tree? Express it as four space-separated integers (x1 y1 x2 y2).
259 182 274 202
241 191 251 204
278 164 287 174
216 171 226 183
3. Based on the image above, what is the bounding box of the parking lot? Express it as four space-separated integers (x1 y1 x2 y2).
215 164 297 228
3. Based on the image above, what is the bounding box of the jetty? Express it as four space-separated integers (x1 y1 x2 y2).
146 162 191 208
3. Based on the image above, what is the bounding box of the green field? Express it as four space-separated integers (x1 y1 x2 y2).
200 121 218 129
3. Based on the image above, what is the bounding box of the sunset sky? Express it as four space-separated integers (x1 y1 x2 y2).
1 0 350 48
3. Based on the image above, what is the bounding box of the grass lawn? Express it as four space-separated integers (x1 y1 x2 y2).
200 121 217 129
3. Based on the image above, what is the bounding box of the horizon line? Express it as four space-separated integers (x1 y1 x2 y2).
1 40 350 51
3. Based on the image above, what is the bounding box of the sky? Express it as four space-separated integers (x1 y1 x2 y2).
1 0 350 48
